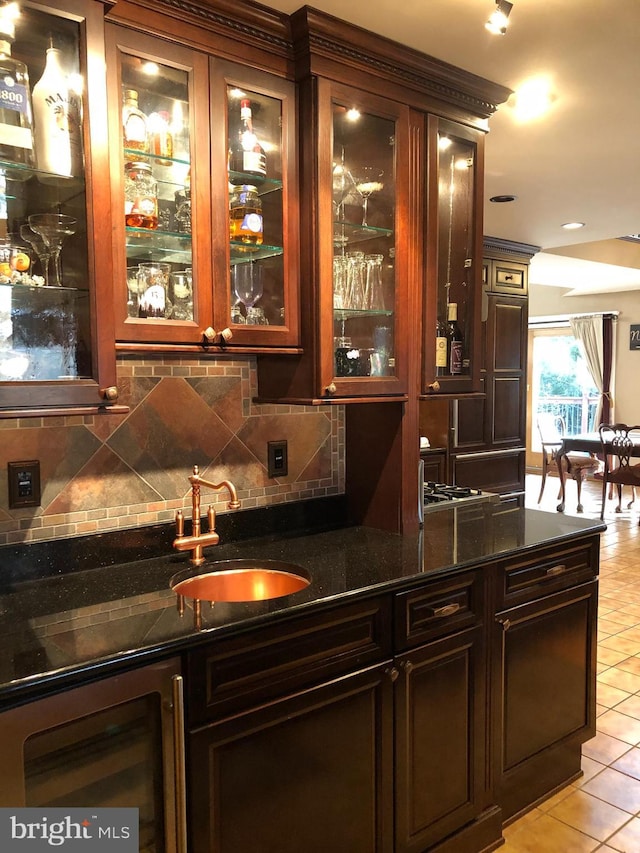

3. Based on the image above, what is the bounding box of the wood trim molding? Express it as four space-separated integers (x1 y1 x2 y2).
483 236 541 262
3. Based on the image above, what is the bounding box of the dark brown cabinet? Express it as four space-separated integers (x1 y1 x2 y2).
492 539 599 821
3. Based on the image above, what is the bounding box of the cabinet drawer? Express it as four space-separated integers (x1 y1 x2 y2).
496 538 599 610
394 570 484 651
492 262 527 295
185 596 392 724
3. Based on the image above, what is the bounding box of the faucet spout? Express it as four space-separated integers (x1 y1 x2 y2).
173 465 240 565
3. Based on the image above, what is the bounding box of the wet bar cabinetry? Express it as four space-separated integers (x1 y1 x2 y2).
183 529 599 852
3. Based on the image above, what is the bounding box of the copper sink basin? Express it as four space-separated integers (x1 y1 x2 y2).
170 559 311 604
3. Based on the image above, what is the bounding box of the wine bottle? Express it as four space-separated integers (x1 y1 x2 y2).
447 302 464 375
435 316 448 375
32 42 83 179
228 98 266 183
0 17 35 175
122 88 148 161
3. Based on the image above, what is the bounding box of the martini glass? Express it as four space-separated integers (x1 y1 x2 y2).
27 214 77 287
20 223 51 287
354 167 384 227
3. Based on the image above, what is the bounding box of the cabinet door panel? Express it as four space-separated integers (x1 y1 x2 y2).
106 24 212 346
395 627 486 852
492 299 526 372
0 0 118 414
492 376 524 444
189 664 394 853
494 581 598 818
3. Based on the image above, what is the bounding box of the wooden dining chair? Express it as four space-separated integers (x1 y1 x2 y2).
537 414 600 512
598 423 640 521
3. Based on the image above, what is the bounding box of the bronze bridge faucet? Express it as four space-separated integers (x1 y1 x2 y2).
173 464 240 566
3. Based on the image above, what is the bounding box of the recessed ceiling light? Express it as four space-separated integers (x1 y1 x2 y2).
561 222 585 230
490 194 517 203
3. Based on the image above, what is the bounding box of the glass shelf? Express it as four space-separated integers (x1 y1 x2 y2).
0 279 89 294
333 220 393 247
334 307 393 321
125 227 192 264
228 171 282 194
230 243 283 263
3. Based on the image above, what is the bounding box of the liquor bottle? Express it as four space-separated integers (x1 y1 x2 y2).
447 302 464 375
147 109 173 165
435 316 448 376
124 162 158 230
122 88 148 161
228 98 266 183
229 184 263 245
32 42 83 178
0 17 35 174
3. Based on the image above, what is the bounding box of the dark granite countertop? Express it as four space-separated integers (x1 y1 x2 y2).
0 503 605 709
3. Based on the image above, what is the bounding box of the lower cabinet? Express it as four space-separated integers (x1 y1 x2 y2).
189 663 395 853
182 533 599 852
493 580 598 821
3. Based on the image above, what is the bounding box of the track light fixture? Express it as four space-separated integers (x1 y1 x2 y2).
485 0 513 35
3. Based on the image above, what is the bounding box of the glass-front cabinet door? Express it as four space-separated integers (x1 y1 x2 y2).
423 116 483 395
319 81 408 398
106 25 211 346
211 61 299 347
0 0 118 415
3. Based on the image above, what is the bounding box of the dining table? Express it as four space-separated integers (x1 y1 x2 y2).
556 431 640 513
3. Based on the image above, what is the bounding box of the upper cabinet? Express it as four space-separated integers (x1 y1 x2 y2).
257 77 410 403
105 23 299 351
422 117 485 396
0 0 120 417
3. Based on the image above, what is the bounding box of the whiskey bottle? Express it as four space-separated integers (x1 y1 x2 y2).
228 98 266 183
32 42 83 178
122 88 148 161
147 109 173 165
435 316 448 375
0 17 35 174
447 302 464 375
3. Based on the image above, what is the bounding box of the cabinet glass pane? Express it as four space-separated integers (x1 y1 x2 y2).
332 104 395 380
436 131 475 377
120 56 192 322
0 6 90 381
227 86 284 327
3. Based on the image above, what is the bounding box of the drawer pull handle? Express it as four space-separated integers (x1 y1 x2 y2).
546 564 567 577
401 660 414 674
386 666 399 683
497 617 511 632
431 603 461 618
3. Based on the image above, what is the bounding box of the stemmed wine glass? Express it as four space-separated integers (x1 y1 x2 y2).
353 167 384 227
27 214 77 287
232 261 264 323
20 223 51 287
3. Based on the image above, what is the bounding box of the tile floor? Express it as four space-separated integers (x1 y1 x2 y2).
499 473 640 852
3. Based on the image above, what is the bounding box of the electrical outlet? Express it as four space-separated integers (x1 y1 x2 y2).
267 440 288 478
8 460 41 509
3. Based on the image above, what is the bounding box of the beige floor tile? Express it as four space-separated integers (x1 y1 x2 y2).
597 709 640 745
598 668 640 694
611 747 640 782
598 648 633 667
574 755 607 787
581 766 640 813
614 656 640 677
505 811 600 852
537 783 578 812
605 816 640 852
597 703 610 717
503 807 545 839
596 682 632 709
582 732 633 765
604 612 640 628
548 789 631 842
614 694 640 720
598 636 640 656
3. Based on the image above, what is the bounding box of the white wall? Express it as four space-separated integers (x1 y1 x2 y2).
529 286 640 425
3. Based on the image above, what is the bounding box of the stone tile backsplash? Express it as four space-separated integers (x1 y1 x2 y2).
0 357 344 545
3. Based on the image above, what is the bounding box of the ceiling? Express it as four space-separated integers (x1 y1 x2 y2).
259 0 640 295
